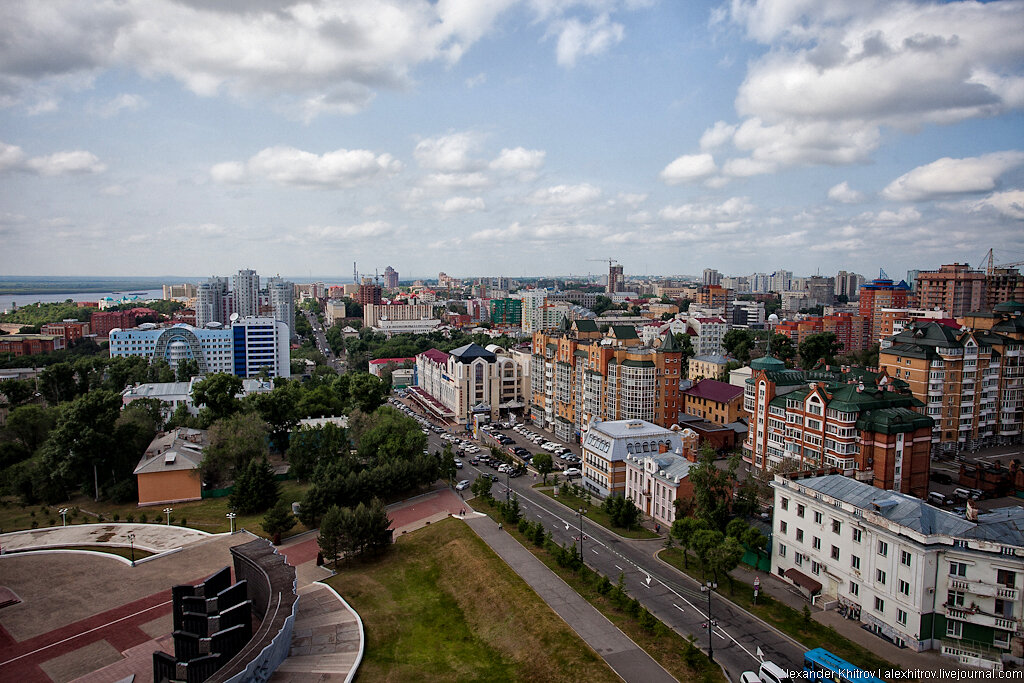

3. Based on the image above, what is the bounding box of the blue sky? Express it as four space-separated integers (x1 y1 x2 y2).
1 0 1023 282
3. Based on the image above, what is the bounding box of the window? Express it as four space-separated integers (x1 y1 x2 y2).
849 581 859 596
899 580 910 596
998 570 1017 588
814 511 823 524
874 597 885 613
852 528 862 543
779 544 787 558
812 561 821 575
876 569 887 584
831 546 840 561
813 537 821 550
781 497 789 510
947 620 962 638
796 529 804 542
851 555 861 570
797 504 805 518
832 520 841 534
953 540 968 549
949 562 967 577
947 591 964 607
900 550 912 567
897 609 907 626
780 520 788 534
877 540 888 557
795 553 803 566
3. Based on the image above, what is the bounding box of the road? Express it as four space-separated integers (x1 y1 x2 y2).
405 403 805 681
302 309 346 373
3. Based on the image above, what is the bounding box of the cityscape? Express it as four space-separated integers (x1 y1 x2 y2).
1 1 1024 683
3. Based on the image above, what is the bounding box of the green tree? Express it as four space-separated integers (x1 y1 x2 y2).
176 358 200 382
798 332 843 369
37 389 122 501
0 378 36 407
338 499 392 558
357 407 426 462
670 516 708 569
248 382 301 452
38 362 78 404
346 372 388 414
201 412 270 487
768 333 796 366
532 452 553 483
318 504 345 567
287 422 347 482
722 329 755 363
440 445 457 483
602 495 641 529
229 457 280 514
688 446 737 531
691 528 725 577
4 404 55 455
707 536 745 591
261 499 297 543
191 373 244 424
471 474 494 500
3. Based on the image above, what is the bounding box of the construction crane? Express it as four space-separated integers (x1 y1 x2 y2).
979 249 1024 275
587 257 619 268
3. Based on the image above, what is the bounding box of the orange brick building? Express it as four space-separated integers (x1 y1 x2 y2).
134 428 208 506
859 276 910 342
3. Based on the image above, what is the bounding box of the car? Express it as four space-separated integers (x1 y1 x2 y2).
563 467 582 477
454 459 464 469
482 472 497 480
455 479 470 491
513 447 530 455
469 458 479 465
739 673 760 683
930 472 954 485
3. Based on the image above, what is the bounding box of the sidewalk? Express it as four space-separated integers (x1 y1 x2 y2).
462 513 677 683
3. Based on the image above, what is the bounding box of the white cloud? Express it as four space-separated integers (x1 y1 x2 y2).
827 181 865 203
616 192 648 207
882 151 1024 201
660 153 717 184
465 72 487 88
171 222 229 238
0 142 27 171
968 190 1024 221
300 221 395 241
101 184 128 196
859 206 922 227
437 196 485 213
553 14 625 67
211 146 401 188
731 118 880 168
490 147 546 172
92 93 146 117
0 141 106 176
699 121 736 150
415 132 483 171
721 156 777 178
472 219 607 242
527 183 601 205
659 196 754 223
421 172 491 189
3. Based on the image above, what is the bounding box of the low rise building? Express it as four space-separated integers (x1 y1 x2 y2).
682 379 745 425
623 427 699 527
134 427 208 506
0 334 65 356
122 377 273 420
688 353 732 381
40 320 90 344
582 418 684 498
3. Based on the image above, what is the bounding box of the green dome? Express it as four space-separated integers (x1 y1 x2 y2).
751 356 785 371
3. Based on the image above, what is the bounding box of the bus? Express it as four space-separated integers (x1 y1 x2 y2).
804 648 885 683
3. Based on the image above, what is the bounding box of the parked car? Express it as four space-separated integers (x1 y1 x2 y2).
454 459 463 469
930 472 954 485
469 458 479 465
563 467 582 478
455 479 470 491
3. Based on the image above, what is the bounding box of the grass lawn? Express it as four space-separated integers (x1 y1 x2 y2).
4 545 154 560
539 487 659 540
0 479 313 541
659 547 896 675
473 497 725 683
325 518 621 683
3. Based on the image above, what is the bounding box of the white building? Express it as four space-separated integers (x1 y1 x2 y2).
122 377 274 419
623 427 697 528
517 290 567 334
413 343 526 425
364 303 435 328
688 316 727 356
109 317 290 378
773 474 1024 670
376 318 444 337
266 276 296 338
325 299 347 326
581 419 684 498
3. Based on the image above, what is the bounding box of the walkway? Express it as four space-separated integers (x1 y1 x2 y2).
463 513 677 683
268 584 361 683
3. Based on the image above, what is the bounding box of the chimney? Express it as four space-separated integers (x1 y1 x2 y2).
966 500 979 522
659 442 669 454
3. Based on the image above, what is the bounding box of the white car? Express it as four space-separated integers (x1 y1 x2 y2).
454 459 464 469
563 467 582 477
455 479 470 491
542 442 559 452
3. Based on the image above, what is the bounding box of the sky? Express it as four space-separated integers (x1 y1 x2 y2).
1 0 1023 283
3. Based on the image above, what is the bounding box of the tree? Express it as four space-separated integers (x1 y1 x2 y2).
670 517 708 568
229 457 280 514
722 329 755 363
336 499 392 558
176 358 200 382
767 333 796 367
346 372 388 414
261 499 297 543
440 445 457 483
471 475 494 500
532 452 553 483
201 412 270 487
318 505 345 567
287 422 347 482
249 382 301 452
673 332 695 369
692 528 725 577
357 407 426 462
688 446 737 531
798 332 842 369
38 362 78 404
602 495 641 529
4 404 55 455
592 295 613 315
707 536 745 591
191 373 244 424
0 378 35 407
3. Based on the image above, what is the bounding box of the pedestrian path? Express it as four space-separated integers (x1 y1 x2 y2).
462 513 678 683
268 583 362 683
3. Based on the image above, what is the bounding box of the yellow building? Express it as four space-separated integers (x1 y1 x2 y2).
134 428 207 506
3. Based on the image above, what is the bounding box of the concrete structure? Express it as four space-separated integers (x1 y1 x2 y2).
623 430 698 528
772 473 1024 670
122 377 273 420
696 285 732 323
376 318 444 337
608 264 624 294
383 265 399 290
364 303 434 328
835 271 865 300
581 418 681 498
775 312 871 354
860 276 912 342
413 343 526 425
917 264 987 317
744 357 933 497
687 353 732 381
232 269 261 318
265 276 296 338
133 427 207 505
687 316 728 356
682 379 745 425
110 318 291 378
490 298 523 326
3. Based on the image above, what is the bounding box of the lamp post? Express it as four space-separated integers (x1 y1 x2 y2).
506 469 511 504
164 507 173 525
701 581 718 661
226 512 237 534
59 508 68 527
128 532 135 567
578 507 587 559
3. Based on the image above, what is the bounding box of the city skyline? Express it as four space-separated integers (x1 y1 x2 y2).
1 0 1022 278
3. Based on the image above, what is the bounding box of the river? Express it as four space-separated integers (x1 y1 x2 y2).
2 288 165 310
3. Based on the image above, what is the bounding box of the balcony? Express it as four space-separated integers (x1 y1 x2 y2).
950 579 1018 599
946 605 1022 632
998 586 1019 600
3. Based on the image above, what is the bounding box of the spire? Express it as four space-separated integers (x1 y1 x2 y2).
660 331 680 352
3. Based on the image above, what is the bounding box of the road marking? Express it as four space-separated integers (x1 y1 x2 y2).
673 604 684 613
614 565 623 571
591 548 599 554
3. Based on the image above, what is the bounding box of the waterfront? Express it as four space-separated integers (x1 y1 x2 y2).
2 289 165 310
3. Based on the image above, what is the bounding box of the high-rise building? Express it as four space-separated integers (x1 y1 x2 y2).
355 283 382 306
231 269 260 318
916 263 987 317
771 270 792 293
195 277 229 327
265 276 295 337
490 298 523 326
608 264 624 294
702 268 721 286
696 284 733 321
834 271 864 299
858 275 911 342
383 266 399 290
413 343 527 425
985 268 1024 310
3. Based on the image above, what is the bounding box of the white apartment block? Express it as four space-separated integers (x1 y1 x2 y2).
363 303 434 328
623 427 698 527
582 419 682 498
413 343 526 425
688 316 727 356
325 299 347 326
773 474 1024 670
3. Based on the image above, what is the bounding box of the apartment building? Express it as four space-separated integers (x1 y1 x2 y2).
775 312 871 354
40 320 90 344
90 308 160 338
879 307 1023 453
682 379 744 425
490 298 523 326
696 285 733 322
859 277 911 342
325 299 347 326
413 343 526 425
688 316 728 356
383 266 399 290
877 308 953 346
363 303 434 328
773 474 1024 670
109 318 291 378
582 418 682 497
194 271 295 337
530 319 683 442
743 356 932 497
622 426 699 527
916 264 987 317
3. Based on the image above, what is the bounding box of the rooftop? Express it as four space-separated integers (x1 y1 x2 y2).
683 378 743 403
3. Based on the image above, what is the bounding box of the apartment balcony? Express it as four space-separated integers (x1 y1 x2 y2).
945 606 1019 632
949 578 1018 600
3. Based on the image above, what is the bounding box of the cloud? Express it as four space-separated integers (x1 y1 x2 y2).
211 145 401 188
527 183 601 205
882 151 1024 201
660 153 717 184
415 132 483 171
827 181 865 203
490 146 546 172
465 72 487 88
968 190 1024 221
553 14 625 67
659 196 754 223
421 172 491 189
0 141 106 175
92 93 146 117
471 219 607 242
721 156 777 178
731 118 880 169
700 121 736 150
437 196 485 213
299 221 396 241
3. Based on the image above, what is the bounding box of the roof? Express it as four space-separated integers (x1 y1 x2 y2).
684 379 743 403
691 353 729 365
751 356 785 371
134 428 207 475
369 357 415 365
609 325 639 339
449 342 497 362
784 568 822 593
573 319 599 333
420 348 450 364
659 331 681 352
589 419 675 439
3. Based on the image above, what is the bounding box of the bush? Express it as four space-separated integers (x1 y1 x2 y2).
140 513 148 523
113 513 120 522
179 517 187 527
638 607 657 632
126 514 135 523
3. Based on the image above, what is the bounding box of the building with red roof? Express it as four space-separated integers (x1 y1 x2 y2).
682 379 745 426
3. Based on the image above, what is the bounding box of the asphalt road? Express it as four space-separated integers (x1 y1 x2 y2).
405 402 806 681
303 309 346 373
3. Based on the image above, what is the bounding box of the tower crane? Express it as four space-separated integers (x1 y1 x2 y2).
979 248 1024 275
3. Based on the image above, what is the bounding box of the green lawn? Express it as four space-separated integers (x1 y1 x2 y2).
3 545 154 560
540 487 659 540
326 518 622 683
659 547 897 675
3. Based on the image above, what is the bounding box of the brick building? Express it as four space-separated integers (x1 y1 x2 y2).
682 379 745 425
40 320 90 344
859 276 911 342
0 334 65 356
916 264 987 317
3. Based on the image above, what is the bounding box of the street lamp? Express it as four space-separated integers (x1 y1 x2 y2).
59 508 68 527
128 532 135 567
164 507 173 525
701 581 719 661
506 468 511 504
226 511 237 534
578 507 588 559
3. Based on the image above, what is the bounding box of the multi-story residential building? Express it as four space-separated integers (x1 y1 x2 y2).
608 264 624 293
517 290 570 334
324 299 347 326
773 473 1024 670
916 264 988 318
0 334 65 356
265 276 295 337
879 306 1023 453
688 316 728 356
771 270 793 293
859 276 911 342
702 268 721 286
231 269 260 318
355 282 382 306
363 303 434 328
412 343 526 425
40 320 90 344
732 300 765 328
109 318 291 378
835 271 865 300
622 425 699 526
682 379 744 425
743 356 932 497
162 283 197 300
383 265 399 290
688 353 732 381
775 312 871 355
529 319 683 442
986 268 1024 310
696 285 732 322
582 418 684 497
195 277 230 327
877 307 953 347
90 308 159 338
